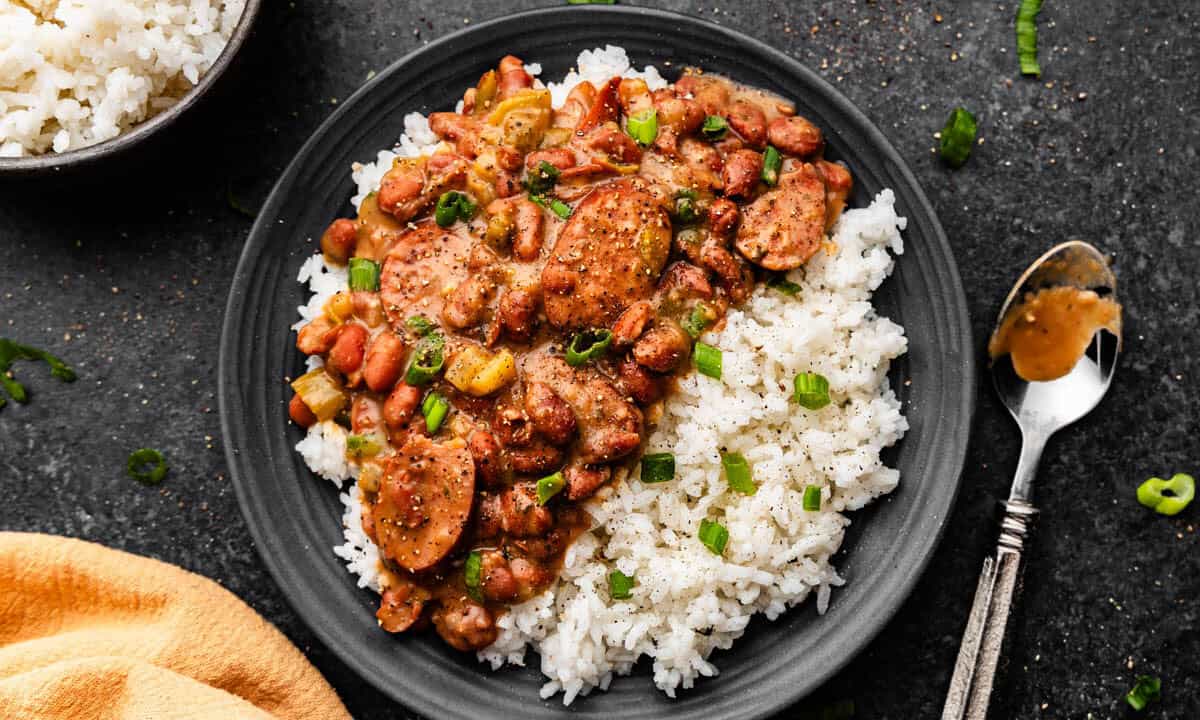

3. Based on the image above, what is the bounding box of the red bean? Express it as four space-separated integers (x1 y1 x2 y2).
383 383 422 431
328 323 368 375
288 394 317 427
320 218 357 264
295 315 338 355
363 332 406 393
725 100 767 147
524 382 577 446
767 116 824 157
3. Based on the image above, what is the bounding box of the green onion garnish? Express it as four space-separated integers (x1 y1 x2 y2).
700 115 728 140
721 452 756 495
693 342 722 379
1136 473 1195 516
640 453 675 484
681 303 714 339
761 145 782 186
565 328 612 366
529 193 573 220
792 372 831 410
698 518 729 556
346 433 383 457
421 392 450 434
536 471 565 505
0 337 76 409
524 160 561 195
625 108 658 146
608 569 636 599
434 191 476 227
464 550 483 602
347 258 380 292
1125 675 1161 711
803 485 822 511
673 196 698 224
939 107 977 169
1016 0 1043 77
406 315 436 337
766 274 802 296
127 448 168 485
405 333 445 385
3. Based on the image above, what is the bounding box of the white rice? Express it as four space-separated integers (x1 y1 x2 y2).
296 46 908 704
0 0 246 157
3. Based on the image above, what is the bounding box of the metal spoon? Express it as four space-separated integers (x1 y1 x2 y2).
942 240 1122 720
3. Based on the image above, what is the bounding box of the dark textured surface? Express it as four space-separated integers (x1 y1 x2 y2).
1 1 1196 718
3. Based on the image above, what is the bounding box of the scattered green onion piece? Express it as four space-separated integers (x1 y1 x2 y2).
939 107 977 169
640 453 675 484
0 338 77 385
803 485 822 511
549 198 572 219
761 145 782 186
700 114 728 140
698 518 729 556
721 452 756 495
464 550 483 602
536 471 565 505
127 448 168 485
421 392 450 434
347 258 381 292
625 108 658 145
565 329 613 366
405 334 445 385
1016 0 1043 77
406 315 436 337
525 160 561 195
693 342 722 379
608 569 636 599
682 303 714 339
1125 675 1161 711
793 372 831 410
434 191 476 227
1136 474 1195 516
346 433 383 457
676 188 698 200
673 196 698 224
766 274 802 296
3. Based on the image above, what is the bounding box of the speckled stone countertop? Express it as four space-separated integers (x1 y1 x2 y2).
1 2 1196 718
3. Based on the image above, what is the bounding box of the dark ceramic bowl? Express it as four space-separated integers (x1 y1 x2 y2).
0 0 261 177
219 6 974 719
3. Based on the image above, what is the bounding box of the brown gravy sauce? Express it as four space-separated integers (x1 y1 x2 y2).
987 285 1121 382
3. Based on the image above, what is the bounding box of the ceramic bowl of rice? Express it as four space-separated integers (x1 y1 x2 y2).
0 0 260 175
220 7 974 719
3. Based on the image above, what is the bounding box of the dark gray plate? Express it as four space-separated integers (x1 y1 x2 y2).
219 6 974 719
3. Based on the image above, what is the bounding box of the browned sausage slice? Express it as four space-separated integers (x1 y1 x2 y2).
379 221 473 328
735 163 827 271
541 180 672 330
371 436 475 572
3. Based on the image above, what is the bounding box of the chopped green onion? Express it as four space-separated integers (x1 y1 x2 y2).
681 303 714 339
640 453 675 484
793 372 831 410
1125 675 1161 711
761 145 782 186
1016 0 1043 77
346 433 383 457
524 160 561 195
676 188 698 200
625 108 658 145
766 273 802 296
673 196 698 224
693 342 722 379
464 550 483 602
406 315 436 337
529 193 573 220
127 448 168 485
565 329 612 366
608 569 635 599
721 452 756 495
803 485 822 511
0 338 77 409
347 258 380 292
405 333 445 385
1136 474 1195 516
698 518 729 555
939 107 977 169
435 191 476 227
421 392 450 434
701 115 728 140
536 471 565 504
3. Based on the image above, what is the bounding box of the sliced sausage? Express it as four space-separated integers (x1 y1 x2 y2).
379 222 473 328
767 115 823 158
370 436 475 572
735 163 827 270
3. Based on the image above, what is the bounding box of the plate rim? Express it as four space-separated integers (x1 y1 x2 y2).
219 6 976 718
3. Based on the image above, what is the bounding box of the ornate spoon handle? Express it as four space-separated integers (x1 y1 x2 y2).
941 500 1036 720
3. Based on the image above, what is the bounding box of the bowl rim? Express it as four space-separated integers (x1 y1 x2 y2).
219 5 976 718
0 0 263 175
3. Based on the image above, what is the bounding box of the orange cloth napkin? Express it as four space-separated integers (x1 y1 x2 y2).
0 532 351 720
